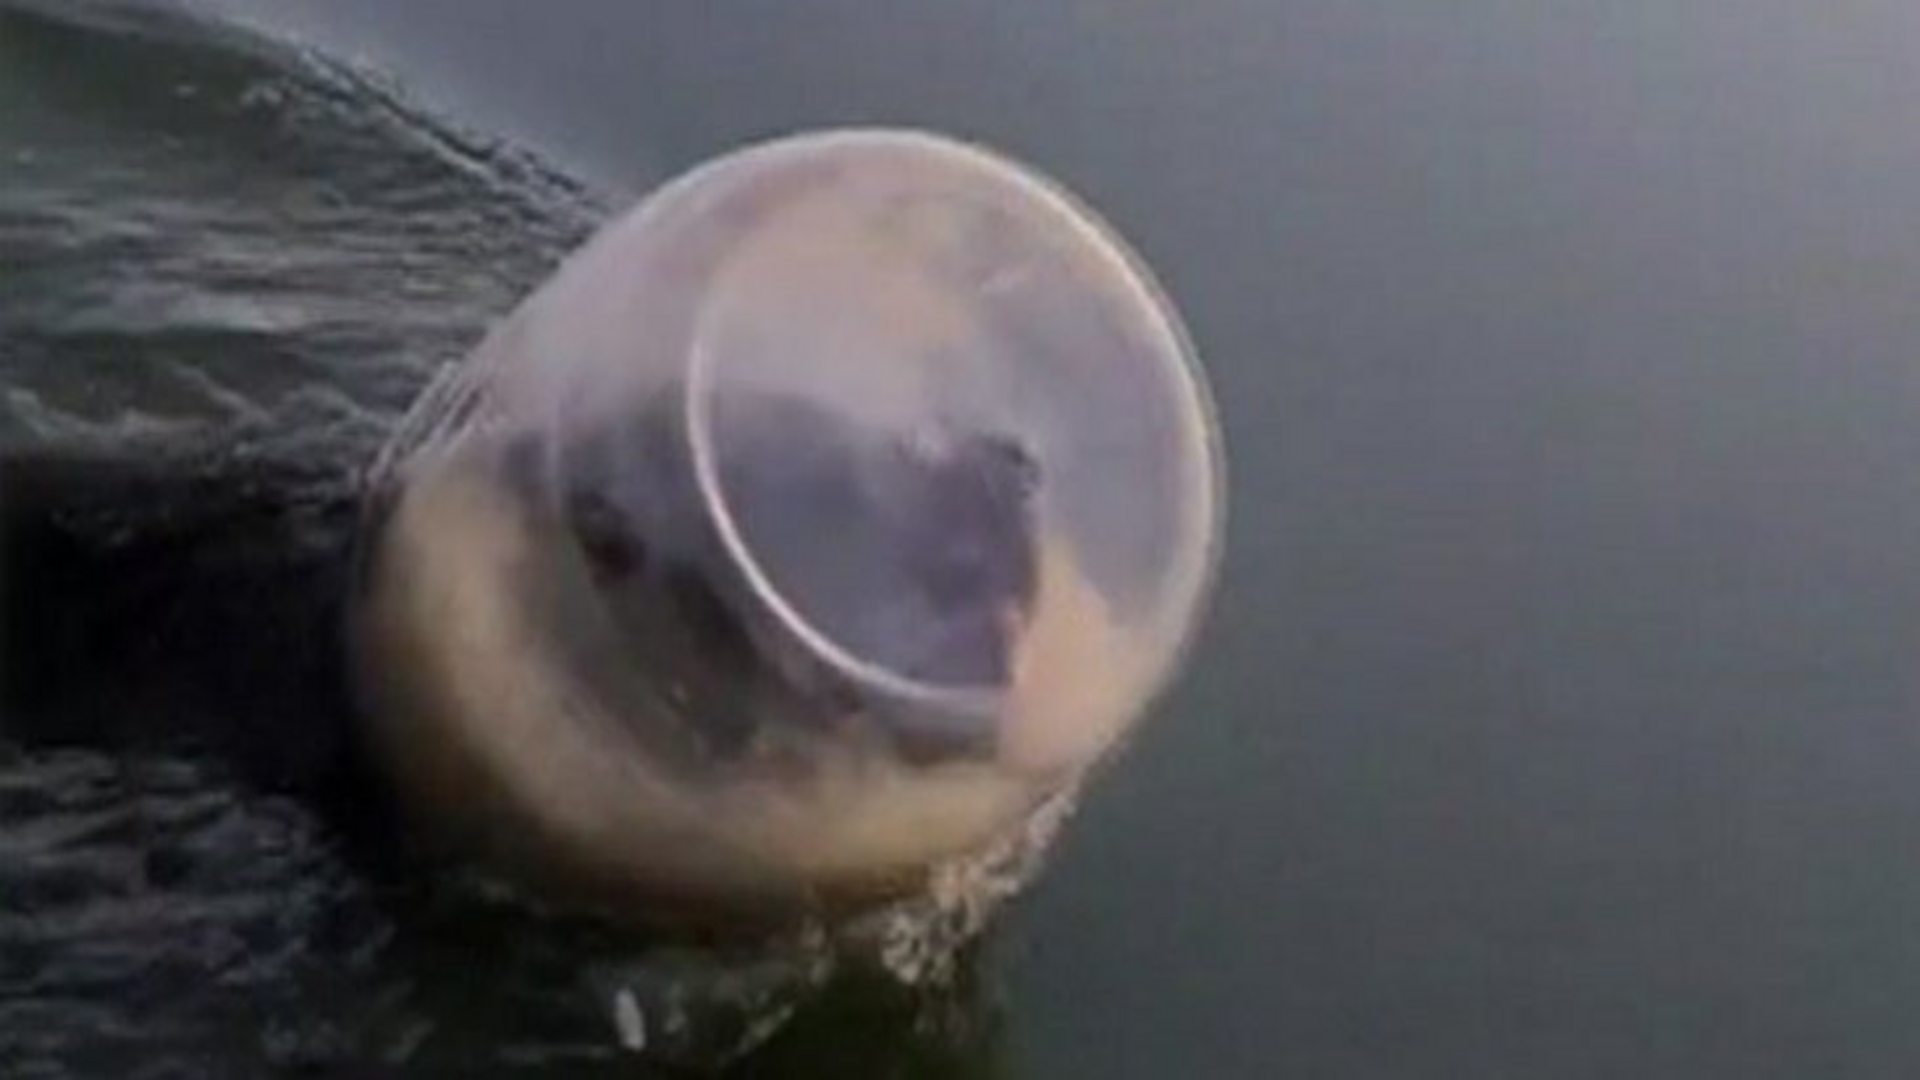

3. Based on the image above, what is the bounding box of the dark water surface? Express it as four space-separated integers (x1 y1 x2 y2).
8 0 1920 1076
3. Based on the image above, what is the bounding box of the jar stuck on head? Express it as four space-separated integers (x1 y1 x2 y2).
351 129 1224 927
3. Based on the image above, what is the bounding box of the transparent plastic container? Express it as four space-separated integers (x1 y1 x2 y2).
352 130 1224 922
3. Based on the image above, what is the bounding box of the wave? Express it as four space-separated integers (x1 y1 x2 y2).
0 0 600 463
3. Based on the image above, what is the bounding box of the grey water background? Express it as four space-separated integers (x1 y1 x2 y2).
6 0 1920 1076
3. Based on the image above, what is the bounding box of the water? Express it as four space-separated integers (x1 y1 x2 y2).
1 3 1006 1073
10 0 1920 1076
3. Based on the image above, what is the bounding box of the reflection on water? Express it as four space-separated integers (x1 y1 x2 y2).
0 1 1009 1072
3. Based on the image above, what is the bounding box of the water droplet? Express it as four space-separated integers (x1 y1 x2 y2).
611 988 646 1052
